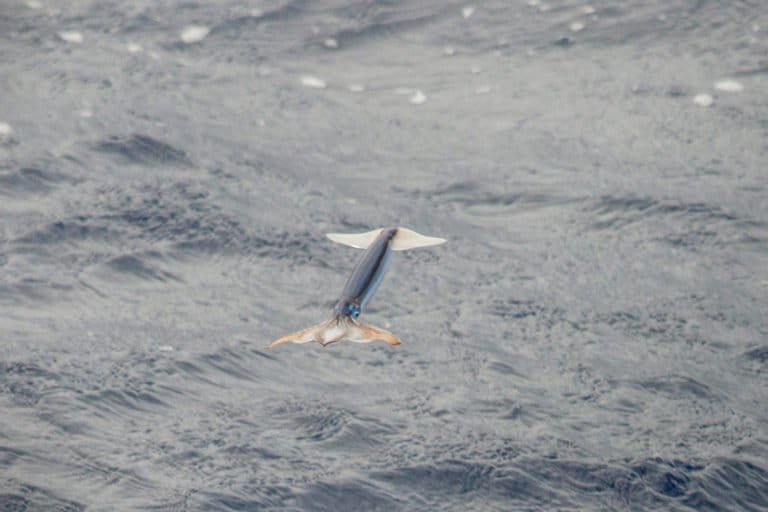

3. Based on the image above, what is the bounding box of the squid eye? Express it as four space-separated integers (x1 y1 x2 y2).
353 310 360 318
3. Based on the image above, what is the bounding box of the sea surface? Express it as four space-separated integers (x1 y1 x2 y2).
1 1 767 510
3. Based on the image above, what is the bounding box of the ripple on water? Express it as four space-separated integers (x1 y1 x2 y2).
0 167 78 196
0 478 84 511
297 479 403 511
106 254 182 283
629 374 715 400
366 455 768 510
94 134 191 166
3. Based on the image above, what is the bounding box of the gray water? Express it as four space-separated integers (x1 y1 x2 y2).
2 1 768 510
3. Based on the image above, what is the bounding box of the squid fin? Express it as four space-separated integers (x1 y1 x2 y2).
265 319 332 349
266 317 401 348
325 228 383 249
390 227 446 251
346 321 402 345
326 227 445 251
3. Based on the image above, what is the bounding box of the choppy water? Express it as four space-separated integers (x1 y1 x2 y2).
2 1 768 510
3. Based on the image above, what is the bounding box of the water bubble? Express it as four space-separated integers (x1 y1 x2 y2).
410 90 427 104
692 93 713 107
180 25 209 44
58 31 83 43
714 80 744 92
301 75 326 88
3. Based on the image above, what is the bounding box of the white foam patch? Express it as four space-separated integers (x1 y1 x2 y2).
476 85 491 94
26 0 42 8
410 90 427 104
127 43 142 53
714 80 744 92
348 84 365 92
58 31 83 43
79 109 93 118
180 25 209 44
0 122 12 137
693 93 713 107
443 46 455 56
301 75 326 88
471 66 482 74
462 6 475 19
582 6 595 14
570 22 585 32
324 38 338 48
527 0 540 6
158 345 175 352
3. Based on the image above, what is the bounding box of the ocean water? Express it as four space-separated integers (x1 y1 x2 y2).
1 0 767 510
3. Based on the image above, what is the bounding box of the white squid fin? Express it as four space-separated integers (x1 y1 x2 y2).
326 228 383 249
326 227 445 251
390 227 446 251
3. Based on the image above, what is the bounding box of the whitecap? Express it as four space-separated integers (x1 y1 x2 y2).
348 84 365 93
58 31 83 43
582 6 595 14
443 46 456 56
570 22 585 32
26 0 42 8
476 85 491 94
714 80 744 92
0 122 12 137
692 93 713 107
324 38 338 48
127 43 142 53
462 6 475 19
301 75 326 88
180 25 210 44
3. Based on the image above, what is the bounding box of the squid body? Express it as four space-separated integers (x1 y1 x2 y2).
266 227 445 349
